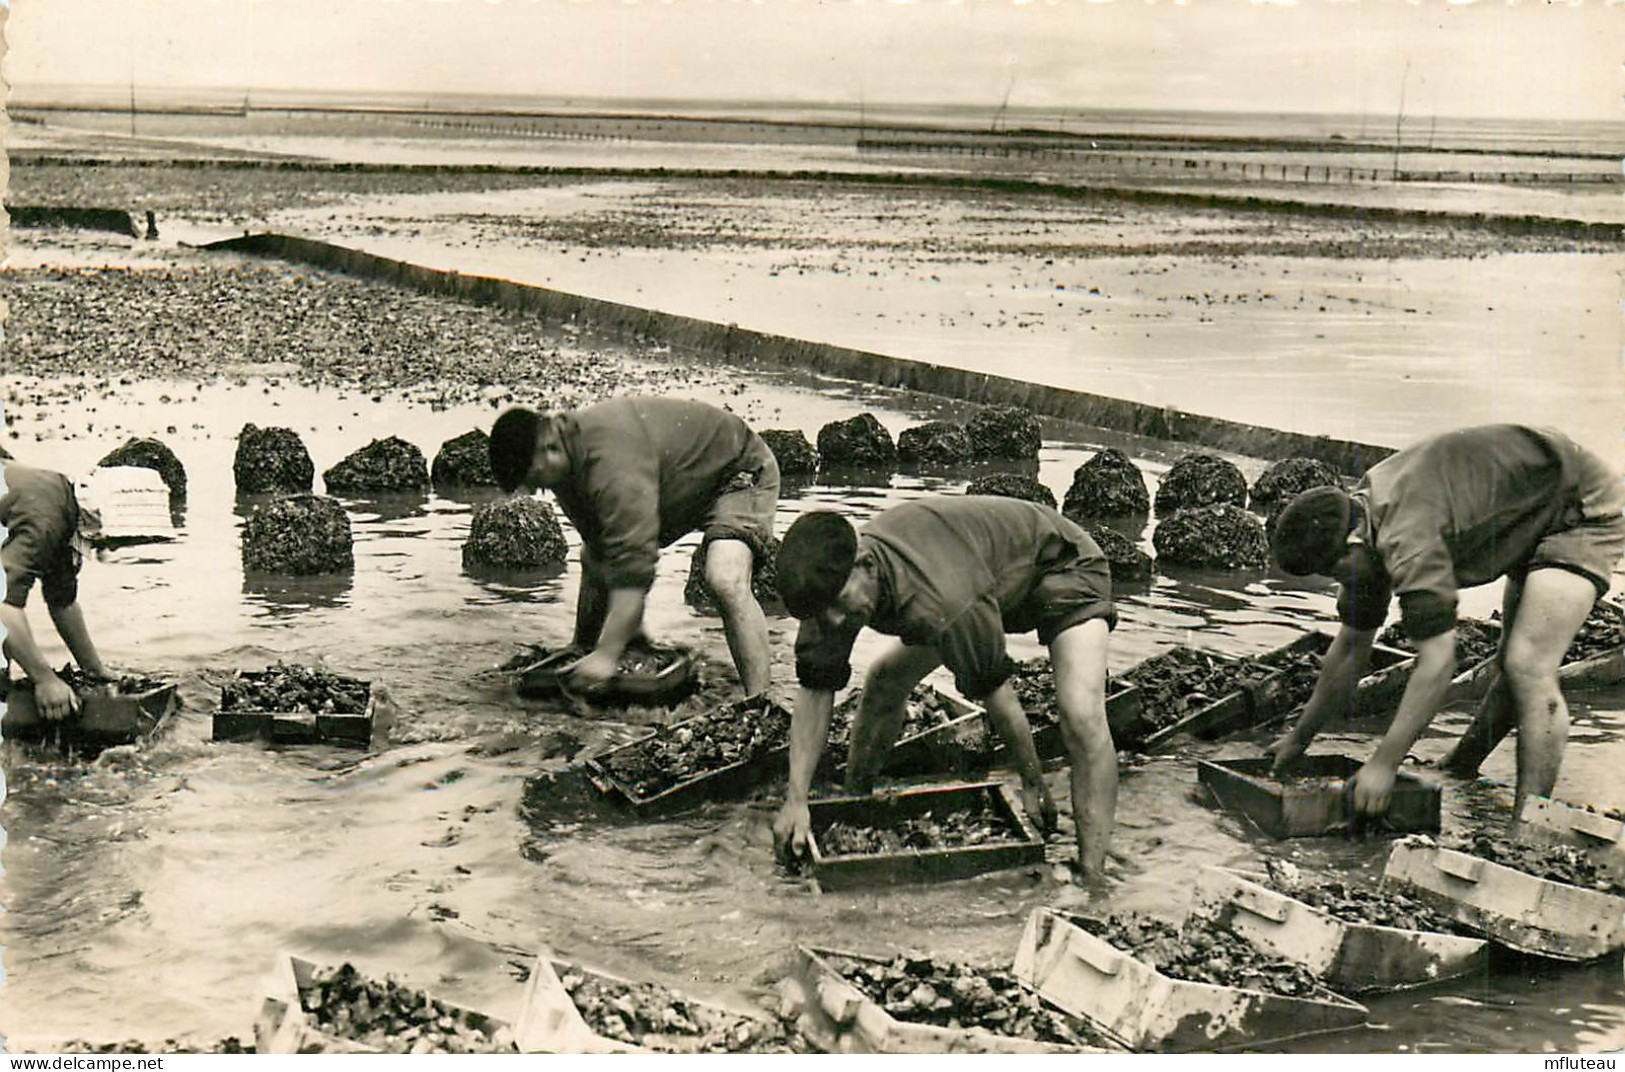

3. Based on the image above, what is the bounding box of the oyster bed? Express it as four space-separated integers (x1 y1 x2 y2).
1450 833 1625 895
1072 914 1327 997
596 697 791 799
816 799 1022 856
556 966 810 1053
1123 648 1274 732
219 664 369 715
298 963 512 1054
823 953 1095 1046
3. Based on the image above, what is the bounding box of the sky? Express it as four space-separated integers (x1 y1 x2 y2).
5 0 1623 122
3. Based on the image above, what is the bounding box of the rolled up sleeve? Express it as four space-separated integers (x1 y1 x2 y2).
587 458 662 591
1336 569 1393 632
795 617 856 692
1386 542 1458 641
3 518 46 608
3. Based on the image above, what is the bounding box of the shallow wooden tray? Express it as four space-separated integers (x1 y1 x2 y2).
212 671 375 747
1188 866 1489 994
1011 907 1368 1052
783 945 1112 1054
1197 755 1441 839
807 780 1045 891
1382 836 1625 962
3 679 178 749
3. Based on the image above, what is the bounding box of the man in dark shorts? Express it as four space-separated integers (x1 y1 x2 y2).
490 397 779 697
770 496 1119 881
1267 425 1625 822
1 463 114 720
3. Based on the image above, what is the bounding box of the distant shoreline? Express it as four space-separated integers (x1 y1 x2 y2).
12 88 1623 161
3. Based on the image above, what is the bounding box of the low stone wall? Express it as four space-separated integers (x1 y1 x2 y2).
204 232 1396 474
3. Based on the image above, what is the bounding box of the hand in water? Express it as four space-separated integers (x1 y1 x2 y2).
1351 759 1397 817
565 649 619 693
1266 728 1307 778
37 676 81 721
772 799 812 865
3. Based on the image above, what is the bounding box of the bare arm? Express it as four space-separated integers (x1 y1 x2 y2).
1370 628 1456 771
1350 628 1456 815
786 686 836 805
980 683 1047 789
592 587 648 661
1271 626 1375 770
49 601 108 678
1 603 79 720
1 602 59 684
773 686 836 861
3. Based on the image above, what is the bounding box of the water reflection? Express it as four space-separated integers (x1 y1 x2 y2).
1092 513 1150 542
814 464 897 490
426 483 507 508
336 491 430 524
461 562 570 605
241 570 354 616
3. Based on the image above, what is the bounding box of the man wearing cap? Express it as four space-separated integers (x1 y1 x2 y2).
1 462 114 720
1266 425 1625 821
770 496 1119 881
489 398 778 697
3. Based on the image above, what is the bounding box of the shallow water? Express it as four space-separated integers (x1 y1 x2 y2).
1 355 1622 1053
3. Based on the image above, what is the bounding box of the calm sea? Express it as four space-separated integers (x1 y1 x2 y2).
14 83 1624 158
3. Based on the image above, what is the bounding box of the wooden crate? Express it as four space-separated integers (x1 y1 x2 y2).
515 644 696 705
1250 631 1418 727
1518 797 1625 883
3 679 177 748
1556 647 1625 690
826 683 979 780
583 696 793 818
806 781 1045 891
901 679 1141 774
1011 908 1367 1052
513 955 793 1054
1188 866 1489 994
255 954 515 1054
212 671 375 748
1117 647 1271 751
781 946 1113 1054
1382 836 1625 962
1197 755 1441 839
1446 599 1625 702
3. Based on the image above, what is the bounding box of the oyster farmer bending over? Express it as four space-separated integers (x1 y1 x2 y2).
1 463 115 720
490 397 779 697
771 496 1120 881
1267 424 1625 822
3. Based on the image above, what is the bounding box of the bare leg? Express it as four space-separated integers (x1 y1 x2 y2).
844 642 941 793
1442 576 1523 777
1050 618 1116 879
703 538 772 697
1500 569 1595 821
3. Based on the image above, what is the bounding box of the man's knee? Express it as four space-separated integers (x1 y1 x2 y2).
703 540 757 603
1501 643 1560 701
1057 700 1113 757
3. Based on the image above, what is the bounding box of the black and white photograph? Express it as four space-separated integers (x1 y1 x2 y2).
1 0 1622 1054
